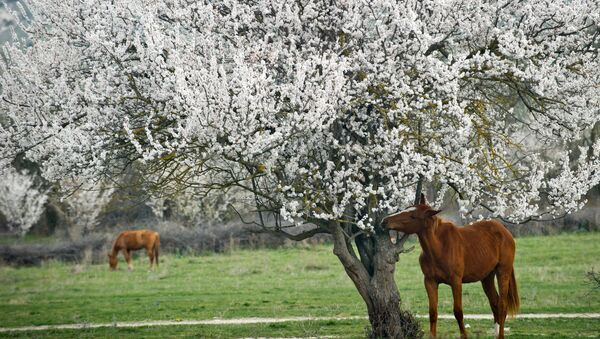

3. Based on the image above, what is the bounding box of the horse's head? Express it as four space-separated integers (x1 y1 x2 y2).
108 253 118 270
382 193 441 234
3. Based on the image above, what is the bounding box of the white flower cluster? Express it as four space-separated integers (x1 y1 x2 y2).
1 0 599 231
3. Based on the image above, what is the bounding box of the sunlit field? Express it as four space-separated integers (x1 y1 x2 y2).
0 232 599 338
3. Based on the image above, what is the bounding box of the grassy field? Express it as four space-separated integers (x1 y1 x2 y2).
0 232 599 338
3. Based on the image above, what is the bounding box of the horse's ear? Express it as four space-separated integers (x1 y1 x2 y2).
425 209 441 218
420 193 427 205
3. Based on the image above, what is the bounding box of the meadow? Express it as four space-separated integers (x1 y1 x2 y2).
0 232 599 338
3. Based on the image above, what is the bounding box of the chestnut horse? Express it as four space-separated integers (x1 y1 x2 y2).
383 194 519 339
108 230 160 271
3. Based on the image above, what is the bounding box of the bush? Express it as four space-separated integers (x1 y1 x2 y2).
152 220 330 254
0 235 107 266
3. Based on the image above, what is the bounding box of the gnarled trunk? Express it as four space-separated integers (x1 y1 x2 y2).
329 222 422 338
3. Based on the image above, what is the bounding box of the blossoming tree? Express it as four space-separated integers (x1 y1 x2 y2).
61 179 114 241
1 0 600 336
0 168 47 236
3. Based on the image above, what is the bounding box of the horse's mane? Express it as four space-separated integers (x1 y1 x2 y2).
432 216 442 231
432 216 462 232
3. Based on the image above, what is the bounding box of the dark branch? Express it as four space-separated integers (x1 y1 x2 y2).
252 226 329 241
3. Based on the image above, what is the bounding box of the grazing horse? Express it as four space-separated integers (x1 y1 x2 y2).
108 230 160 271
383 194 519 339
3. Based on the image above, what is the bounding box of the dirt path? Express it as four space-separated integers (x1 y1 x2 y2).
0 313 598 333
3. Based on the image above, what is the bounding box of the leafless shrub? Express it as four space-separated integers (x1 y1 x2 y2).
153 220 329 254
0 219 332 266
0 234 107 266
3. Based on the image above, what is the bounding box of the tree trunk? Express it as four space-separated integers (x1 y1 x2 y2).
329 222 422 338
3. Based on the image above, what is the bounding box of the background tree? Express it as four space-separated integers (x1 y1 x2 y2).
1 0 600 337
145 172 246 226
61 179 114 241
0 168 47 236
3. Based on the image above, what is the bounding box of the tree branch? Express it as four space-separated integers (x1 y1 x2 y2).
394 232 414 254
329 221 373 310
251 225 329 241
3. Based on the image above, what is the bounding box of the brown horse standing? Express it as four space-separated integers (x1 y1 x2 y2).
108 230 160 271
383 194 519 339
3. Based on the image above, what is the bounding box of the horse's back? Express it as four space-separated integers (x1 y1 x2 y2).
458 220 515 282
142 230 160 247
462 220 515 248
116 230 159 250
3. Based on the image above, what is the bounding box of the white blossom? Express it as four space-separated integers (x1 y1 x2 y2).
1 0 599 231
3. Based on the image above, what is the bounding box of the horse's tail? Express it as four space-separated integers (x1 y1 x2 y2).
154 233 160 267
507 269 520 317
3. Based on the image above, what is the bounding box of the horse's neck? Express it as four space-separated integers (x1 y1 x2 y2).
110 241 120 256
417 218 445 260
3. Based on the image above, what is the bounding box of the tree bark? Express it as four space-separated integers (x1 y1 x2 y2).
329 222 422 338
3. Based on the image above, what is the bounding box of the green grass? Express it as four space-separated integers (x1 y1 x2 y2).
0 232 599 338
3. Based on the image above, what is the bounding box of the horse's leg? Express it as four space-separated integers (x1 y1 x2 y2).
123 249 133 271
496 269 511 339
424 278 439 338
146 247 154 270
450 279 467 339
481 272 500 330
